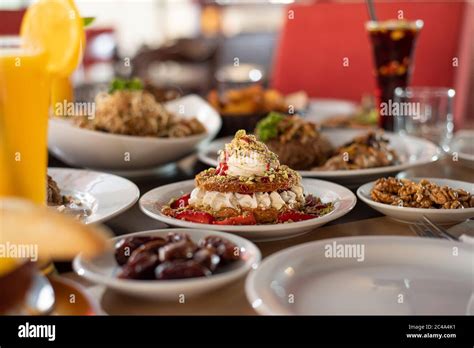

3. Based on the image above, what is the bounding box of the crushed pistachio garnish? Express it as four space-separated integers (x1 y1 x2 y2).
222 130 279 167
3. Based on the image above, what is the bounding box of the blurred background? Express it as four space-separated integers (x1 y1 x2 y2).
1 0 473 128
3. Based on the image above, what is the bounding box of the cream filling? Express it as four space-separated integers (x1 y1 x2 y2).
189 186 304 211
218 146 280 177
226 153 267 177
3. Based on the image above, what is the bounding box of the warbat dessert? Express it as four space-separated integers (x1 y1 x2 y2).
162 130 334 225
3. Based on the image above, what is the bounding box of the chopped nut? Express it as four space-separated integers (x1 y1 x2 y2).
371 177 473 209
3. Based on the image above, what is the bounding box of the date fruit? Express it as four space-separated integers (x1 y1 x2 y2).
128 238 167 263
193 246 220 271
199 236 240 263
158 240 197 262
115 236 157 266
118 253 160 280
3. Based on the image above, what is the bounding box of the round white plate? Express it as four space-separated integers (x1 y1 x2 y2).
48 94 221 171
450 130 474 169
305 98 358 123
139 179 357 242
48 167 139 224
357 177 474 224
73 228 261 300
198 129 440 187
246 236 474 315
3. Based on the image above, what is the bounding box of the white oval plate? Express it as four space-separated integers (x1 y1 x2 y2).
48 95 221 171
73 228 261 300
198 129 440 187
139 179 357 242
246 236 474 315
48 167 139 224
357 177 474 224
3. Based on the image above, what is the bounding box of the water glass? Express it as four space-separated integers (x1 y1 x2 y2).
394 87 455 151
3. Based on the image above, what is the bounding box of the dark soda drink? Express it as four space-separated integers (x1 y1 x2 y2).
366 20 423 131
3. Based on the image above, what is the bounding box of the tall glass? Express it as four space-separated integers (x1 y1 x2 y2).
366 20 423 131
0 37 50 204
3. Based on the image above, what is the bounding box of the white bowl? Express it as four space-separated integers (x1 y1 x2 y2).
139 179 357 242
246 236 474 315
48 167 139 224
73 228 261 300
48 95 221 171
199 129 440 187
357 177 474 224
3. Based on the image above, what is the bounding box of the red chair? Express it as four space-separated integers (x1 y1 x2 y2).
272 1 473 128
0 10 26 35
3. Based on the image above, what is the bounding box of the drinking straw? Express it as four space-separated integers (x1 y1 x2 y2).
366 0 378 21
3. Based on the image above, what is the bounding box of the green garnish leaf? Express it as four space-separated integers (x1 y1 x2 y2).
255 112 285 142
109 77 144 93
82 17 96 27
109 78 126 93
128 78 143 91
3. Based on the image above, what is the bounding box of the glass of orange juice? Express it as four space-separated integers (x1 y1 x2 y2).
0 36 50 204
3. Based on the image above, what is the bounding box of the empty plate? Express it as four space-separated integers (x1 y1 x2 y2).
246 236 474 315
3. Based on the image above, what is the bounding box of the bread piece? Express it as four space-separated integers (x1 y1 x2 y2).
0 198 111 260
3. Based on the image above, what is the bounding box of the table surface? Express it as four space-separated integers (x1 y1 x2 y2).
53 154 473 315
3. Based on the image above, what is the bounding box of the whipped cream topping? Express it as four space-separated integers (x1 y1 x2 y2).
189 186 304 211
217 130 279 177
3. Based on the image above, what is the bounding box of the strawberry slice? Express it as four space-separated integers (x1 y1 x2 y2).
277 211 315 223
214 213 257 225
175 210 215 224
170 193 191 209
215 162 228 175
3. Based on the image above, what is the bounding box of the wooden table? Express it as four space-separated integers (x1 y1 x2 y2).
56 155 473 315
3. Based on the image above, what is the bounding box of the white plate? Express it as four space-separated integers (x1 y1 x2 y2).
305 98 358 123
139 179 357 242
246 236 474 315
357 177 474 224
48 95 221 171
450 130 474 169
198 129 440 187
48 167 139 224
73 228 261 300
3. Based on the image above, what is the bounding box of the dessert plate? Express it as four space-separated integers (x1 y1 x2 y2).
48 167 139 224
357 177 474 224
73 228 261 300
246 236 474 315
198 130 440 187
48 94 221 171
139 179 357 242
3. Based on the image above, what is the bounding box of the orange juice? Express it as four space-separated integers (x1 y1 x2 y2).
51 75 73 116
0 42 50 204
1 0 84 204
